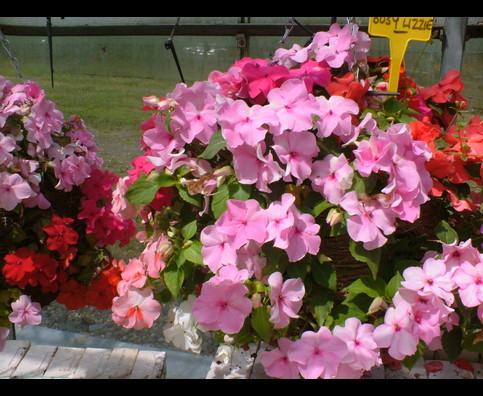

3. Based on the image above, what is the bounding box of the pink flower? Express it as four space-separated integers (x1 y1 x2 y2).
310 153 354 204
201 225 238 273
273 44 310 69
288 60 331 92
8 295 42 329
284 209 321 262
310 24 354 68
265 193 296 248
452 262 483 307
441 239 482 272
111 286 161 330
215 199 268 250
0 327 9 352
266 79 320 135
139 233 170 278
401 258 456 304
272 130 319 184
229 142 284 193
287 326 348 379
268 272 305 329
23 99 63 149
373 305 419 360
353 135 396 177
0 172 33 210
117 258 147 295
315 95 359 138
111 176 138 219
216 98 277 148
333 317 381 374
0 132 16 165
192 278 252 334
169 81 219 145
260 338 300 379
339 192 396 250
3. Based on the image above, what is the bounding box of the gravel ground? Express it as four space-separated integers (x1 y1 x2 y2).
39 299 218 356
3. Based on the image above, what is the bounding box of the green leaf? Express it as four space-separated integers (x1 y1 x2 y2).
348 240 381 279
385 272 404 298
383 97 405 114
182 220 198 240
442 327 463 362
182 241 204 265
164 261 185 299
251 306 272 344
177 184 203 208
211 183 229 219
287 260 308 280
311 261 337 291
312 200 335 217
199 130 226 159
228 178 251 201
343 276 387 300
149 171 177 187
352 172 377 195
310 292 334 327
435 220 458 244
125 179 160 206
397 114 417 123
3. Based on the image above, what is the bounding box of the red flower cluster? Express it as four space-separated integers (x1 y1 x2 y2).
79 169 136 247
43 215 79 256
2 247 68 294
56 259 123 310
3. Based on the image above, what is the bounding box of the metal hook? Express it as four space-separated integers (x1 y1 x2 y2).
165 17 185 83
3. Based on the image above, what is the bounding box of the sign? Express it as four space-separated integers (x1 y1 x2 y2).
368 17 434 93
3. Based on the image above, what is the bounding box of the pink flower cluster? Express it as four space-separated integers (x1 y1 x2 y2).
259 238 483 379
376 238 483 360
111 232 170 329
0 77 102 211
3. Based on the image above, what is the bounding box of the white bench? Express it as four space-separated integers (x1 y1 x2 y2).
0 340 166 379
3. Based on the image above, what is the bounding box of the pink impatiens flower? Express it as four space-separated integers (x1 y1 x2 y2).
310 153 354 204
8 295 42 329
333 317 381 377
268 272 305 329
315 95 359 138
373 305 419 361
272 130 319 184
260 338 300 379
401 258 456 304
192 278 252 334
0 172 33 211
452 262 483 308
266 78 320 135
284 209 321 262
111 286 161 330
287 326 348 379
0 132 16 165
201 225 238 273
215 199 268 250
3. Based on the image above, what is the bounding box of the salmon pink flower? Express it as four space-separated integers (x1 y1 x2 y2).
8 295 42 329
260 338 300 379
111 286 161 330
268 272 305 328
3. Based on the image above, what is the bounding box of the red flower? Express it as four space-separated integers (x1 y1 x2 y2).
56 279 88 310
43 216 79 256
420 69 465 103
2 247 36 287
85 273 118 310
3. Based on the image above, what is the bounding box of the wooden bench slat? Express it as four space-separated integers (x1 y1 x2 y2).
11 344 57 378
44 347 86 379
0 340 31 378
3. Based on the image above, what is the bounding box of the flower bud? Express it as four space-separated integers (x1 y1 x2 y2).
367 296 387 315
326 208 343 227
251 293 262 309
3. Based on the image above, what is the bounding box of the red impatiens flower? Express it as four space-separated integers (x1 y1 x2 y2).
56 279 88 310
43 215 78 255
2 247 36 287
420 69 465 104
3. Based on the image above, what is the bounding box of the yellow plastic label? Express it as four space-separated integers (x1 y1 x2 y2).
368 17 434 93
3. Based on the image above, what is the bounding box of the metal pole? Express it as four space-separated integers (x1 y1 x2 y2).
440 17 468 79
46 17 54 88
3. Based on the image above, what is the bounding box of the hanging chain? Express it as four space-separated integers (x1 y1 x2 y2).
0 28 23 80
280 17 295 44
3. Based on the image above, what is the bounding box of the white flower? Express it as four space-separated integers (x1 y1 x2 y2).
163 295 203 354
